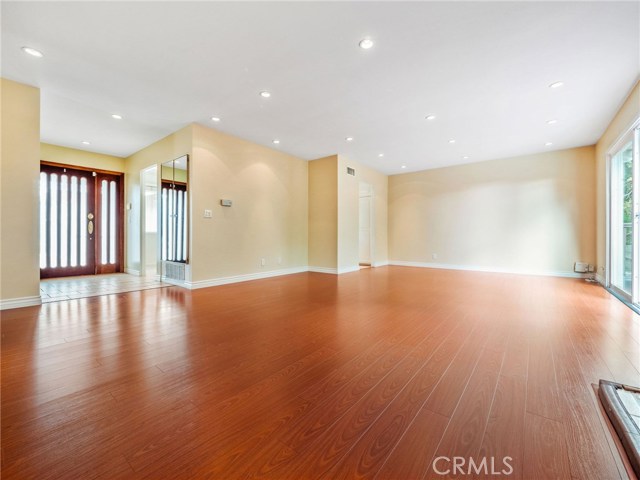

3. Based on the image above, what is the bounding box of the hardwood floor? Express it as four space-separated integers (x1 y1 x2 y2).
2 267 639 479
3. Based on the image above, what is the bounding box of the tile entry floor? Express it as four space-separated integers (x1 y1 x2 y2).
40 273 168 303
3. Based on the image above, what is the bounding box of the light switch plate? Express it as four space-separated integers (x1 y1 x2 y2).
204 209 213 218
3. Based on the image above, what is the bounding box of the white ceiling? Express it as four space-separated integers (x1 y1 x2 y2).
2 1 639 174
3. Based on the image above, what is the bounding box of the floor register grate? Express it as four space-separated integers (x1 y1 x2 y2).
599 379 640 478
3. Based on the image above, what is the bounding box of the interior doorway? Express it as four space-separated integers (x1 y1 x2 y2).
142 165 159 277
39 162 123 279
359 182 374 266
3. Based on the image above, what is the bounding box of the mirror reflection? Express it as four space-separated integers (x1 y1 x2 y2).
161 155 188 264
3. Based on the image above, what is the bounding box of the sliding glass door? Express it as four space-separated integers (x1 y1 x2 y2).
609 126 640 302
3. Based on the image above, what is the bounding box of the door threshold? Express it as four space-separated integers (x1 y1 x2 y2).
605 287 640 315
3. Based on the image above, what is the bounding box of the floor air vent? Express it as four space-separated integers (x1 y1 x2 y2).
164 261 186 281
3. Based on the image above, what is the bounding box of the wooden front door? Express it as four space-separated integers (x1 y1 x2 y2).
40 164 123 279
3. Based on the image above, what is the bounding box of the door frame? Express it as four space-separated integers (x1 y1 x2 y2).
358 182 375 266
40 161 125 277
141 165 159 278
606 117 640 303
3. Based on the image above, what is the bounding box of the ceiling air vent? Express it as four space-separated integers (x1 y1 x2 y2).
347 167 356 176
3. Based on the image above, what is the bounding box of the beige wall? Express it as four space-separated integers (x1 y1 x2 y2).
308 155 388 272
595 81 640 280
389 146 596 275
190 123 308 283
0 79 41 305
308 156 338 270
337 155 388 270
125 125 193 275
41 143 125 172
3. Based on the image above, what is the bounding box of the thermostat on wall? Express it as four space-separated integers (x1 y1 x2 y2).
220 199 232 207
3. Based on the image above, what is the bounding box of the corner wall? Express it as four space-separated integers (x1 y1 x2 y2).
389 146 596 276
337 155 388 272
189 123 308 285
308 155 338 271
0 79 41 308
308 155 389 273
124 125 193 276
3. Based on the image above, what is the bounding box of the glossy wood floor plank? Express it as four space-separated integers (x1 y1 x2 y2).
1 267 635 479
477 374 527 480
423 347 504 480
522 413 572 480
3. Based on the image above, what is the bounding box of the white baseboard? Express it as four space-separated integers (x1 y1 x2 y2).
337 266 360 274
0 295 42 310
596 273 606 285
388 260 588 279
185 266 308 289
308 266 338 274
308 266 361 275
125 268 141 276
161 276 188 287
372 261 389 268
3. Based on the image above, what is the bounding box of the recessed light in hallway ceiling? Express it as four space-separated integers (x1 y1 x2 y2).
359 38 374 49
21 46 43 57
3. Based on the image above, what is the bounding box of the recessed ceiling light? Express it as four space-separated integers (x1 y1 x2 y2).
401 165 407 169
81 141 91 145
260 91 271 98
359 38 374 49
111 114 122 120
378 153 384 157
549 81 564 89
546 119 558 125
345 137 354 142
448 139 456 144
425 115 436 121
21 46 43 58
545 142 553 146
463 156 469 160
272 139 280 144
211 117 221 122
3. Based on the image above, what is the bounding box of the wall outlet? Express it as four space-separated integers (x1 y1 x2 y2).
432 253 438 260
261 258 266 267
203 209 213 218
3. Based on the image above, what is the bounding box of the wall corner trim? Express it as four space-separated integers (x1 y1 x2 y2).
0 295 43 311
388 260 588 279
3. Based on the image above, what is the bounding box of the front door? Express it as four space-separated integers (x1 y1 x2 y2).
40 164 122 278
